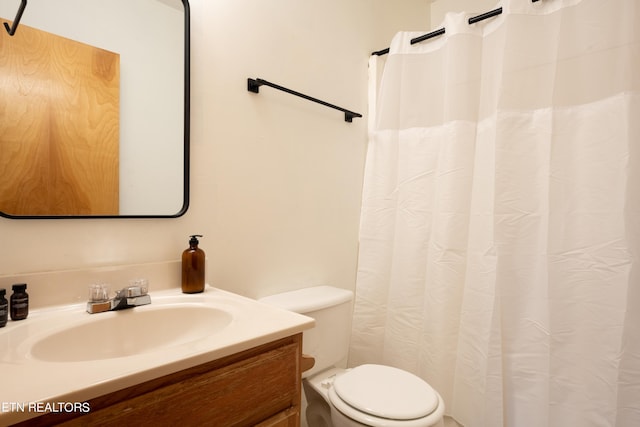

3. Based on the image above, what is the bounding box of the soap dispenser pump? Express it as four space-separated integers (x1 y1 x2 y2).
182 235 205 293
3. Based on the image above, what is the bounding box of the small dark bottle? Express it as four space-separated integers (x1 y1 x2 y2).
10 283 29 321
182 235 205 294
0 289 8 327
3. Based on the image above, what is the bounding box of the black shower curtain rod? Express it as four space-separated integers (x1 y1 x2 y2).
372 0 542 57
371 7 502 56
247 78 362 123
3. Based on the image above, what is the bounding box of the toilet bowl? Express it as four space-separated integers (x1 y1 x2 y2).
259 286 445 427
303 365 444 427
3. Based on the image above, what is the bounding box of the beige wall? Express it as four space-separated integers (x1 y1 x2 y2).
0 1 429 300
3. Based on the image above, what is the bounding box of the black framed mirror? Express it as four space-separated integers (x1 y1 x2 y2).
0 0 190 219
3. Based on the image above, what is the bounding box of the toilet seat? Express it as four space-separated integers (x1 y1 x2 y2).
328 364 444 427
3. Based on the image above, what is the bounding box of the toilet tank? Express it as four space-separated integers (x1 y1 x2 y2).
259 286 353 377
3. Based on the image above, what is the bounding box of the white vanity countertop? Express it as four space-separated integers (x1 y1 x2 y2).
0 286 314 425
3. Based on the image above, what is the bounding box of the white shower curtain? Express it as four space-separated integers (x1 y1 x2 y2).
350 0 640 426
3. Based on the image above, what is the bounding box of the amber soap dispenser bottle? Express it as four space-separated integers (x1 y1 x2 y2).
182 235 205 293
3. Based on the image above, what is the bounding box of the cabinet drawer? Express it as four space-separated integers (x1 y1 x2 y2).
57 338 301 426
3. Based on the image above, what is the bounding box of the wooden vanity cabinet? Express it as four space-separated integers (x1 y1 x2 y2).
17 334 303 427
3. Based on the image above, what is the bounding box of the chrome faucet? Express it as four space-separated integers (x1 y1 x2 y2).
86 283 151 314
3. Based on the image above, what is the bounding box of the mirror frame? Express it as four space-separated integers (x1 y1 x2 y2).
1 0 190 220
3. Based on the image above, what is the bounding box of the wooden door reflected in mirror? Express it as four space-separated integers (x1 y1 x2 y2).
0 0 189 218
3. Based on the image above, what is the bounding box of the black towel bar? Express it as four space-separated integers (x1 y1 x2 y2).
248 78 362 123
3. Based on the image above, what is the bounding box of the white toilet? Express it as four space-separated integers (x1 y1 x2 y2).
259 286 445 427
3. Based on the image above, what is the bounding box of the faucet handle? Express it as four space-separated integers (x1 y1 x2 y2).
88 283 110 302
124 279 149 297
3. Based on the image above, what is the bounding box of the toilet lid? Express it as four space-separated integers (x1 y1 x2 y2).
332 364 439 420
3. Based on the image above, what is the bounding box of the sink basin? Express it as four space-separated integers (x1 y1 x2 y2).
30 304 233 362
0 286 315 426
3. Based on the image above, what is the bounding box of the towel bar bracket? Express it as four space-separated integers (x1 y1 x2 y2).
247 78 262 93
